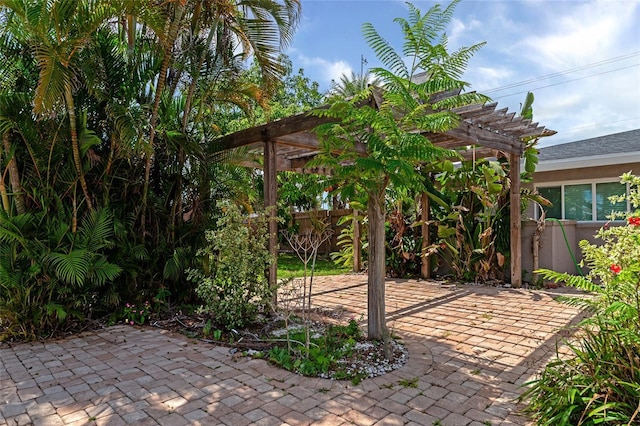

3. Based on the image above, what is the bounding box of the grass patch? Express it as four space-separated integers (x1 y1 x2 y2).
277 253 350 279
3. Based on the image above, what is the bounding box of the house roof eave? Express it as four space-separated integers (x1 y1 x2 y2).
536 152 640 172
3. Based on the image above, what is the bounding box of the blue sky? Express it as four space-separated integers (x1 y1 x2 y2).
284 0 640 147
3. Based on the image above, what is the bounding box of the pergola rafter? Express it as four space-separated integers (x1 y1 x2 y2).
215 90 553 294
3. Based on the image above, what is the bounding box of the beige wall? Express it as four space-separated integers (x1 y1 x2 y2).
520 219 623 281
521 219 579 277
533 162 639 185
520 160 639 281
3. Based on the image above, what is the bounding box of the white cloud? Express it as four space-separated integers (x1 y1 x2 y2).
465 66 515 92
448 17 481 47
294 52 354 86
518 1 639 70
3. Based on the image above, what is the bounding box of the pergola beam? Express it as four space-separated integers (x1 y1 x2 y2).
441 121 524 155
214 90 553 293
264 139 278 302
216 112 336 151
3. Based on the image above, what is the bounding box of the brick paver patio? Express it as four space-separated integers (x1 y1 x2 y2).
1 275 584 425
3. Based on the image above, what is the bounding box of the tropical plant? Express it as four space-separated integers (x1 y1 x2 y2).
187 204 274 330
521 172 640 425
0 207 122 340
0 0 303 337
330 70 383 98
386 200 424 278
311 0 487 340
331 208 368 270
1 0 116 214
429 158 510 282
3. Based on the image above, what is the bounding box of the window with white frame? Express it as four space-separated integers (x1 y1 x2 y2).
536 179 629 221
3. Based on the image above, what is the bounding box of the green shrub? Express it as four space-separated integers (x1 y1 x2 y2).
0 208 122 341
268 318 366 382
187 204 274 330
522 172 640 425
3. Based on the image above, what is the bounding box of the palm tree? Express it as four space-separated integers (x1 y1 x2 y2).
0 0 115 213
314 0 488 341
330 71 382 98
136 0 301 235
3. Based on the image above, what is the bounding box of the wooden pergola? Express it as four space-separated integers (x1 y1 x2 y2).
216 90 553 290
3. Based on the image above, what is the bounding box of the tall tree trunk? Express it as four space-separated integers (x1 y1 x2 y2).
141 4 185 235
126 14 136 50
420 191 430 279
2 132 25 214
367 188 386 341
0 150 10 212
64 84 93 212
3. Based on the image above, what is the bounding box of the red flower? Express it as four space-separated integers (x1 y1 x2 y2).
627 217 640 226
610 264 622 274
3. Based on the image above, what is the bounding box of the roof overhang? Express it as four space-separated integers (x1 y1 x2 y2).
536 152 640 172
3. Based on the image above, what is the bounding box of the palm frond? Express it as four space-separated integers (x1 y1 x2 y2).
537 268 604 294
86 256 122 286
78 208 115 252
45 249 90 287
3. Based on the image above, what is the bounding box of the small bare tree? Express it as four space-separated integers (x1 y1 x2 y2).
532 205 546 287
281 217 333 354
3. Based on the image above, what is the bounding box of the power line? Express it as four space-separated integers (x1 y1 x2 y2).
491 63 640 100
482 51 640 94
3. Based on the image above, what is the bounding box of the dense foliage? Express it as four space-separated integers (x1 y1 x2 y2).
0 0 300 340
188 204 274 330
522 172 640 425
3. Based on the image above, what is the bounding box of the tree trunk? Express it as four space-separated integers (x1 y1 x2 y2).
0 148 10 212
532 209 545 285
141 4 184 235
2 132 26 214
421 191 430 279
64 84 93 212
509 153 521 287
367 189 386 341
352 208 362 272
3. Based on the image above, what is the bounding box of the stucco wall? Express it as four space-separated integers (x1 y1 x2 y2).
520 219 625 282
521 219 579 278
533 162 639 185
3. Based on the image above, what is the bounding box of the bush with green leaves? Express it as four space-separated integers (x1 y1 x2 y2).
522 172 640 425
0 208 122 341
187 204 274 330
268 318 367 382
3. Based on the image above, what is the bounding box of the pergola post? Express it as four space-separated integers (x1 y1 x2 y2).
420 192 431 280
264 138 278 305
509 152 522 288
352 209 362 272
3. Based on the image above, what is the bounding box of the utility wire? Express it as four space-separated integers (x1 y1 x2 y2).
482 51 640 94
